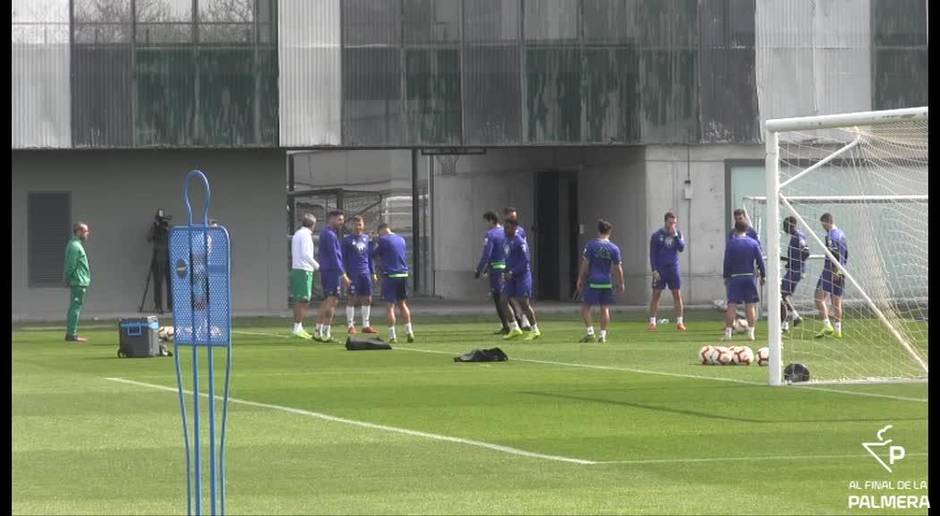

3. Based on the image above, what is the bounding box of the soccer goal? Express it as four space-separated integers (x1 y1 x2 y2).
762 107 928 385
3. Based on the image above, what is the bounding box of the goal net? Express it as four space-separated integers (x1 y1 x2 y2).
762 107 928 385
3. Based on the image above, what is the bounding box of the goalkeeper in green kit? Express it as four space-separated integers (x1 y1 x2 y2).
64 222 91 342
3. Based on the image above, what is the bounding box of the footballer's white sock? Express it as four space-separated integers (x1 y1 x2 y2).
315 324 323 336
346 306 355 327
823 318 832 328
509 321 520 331
782 321 789 331
293 322 303 333
388 326 397 340
599 329 607 339
586 326 595 336
834 321 842 332
520 315 531 328
747 327 756 340
531 324 539 333
362 305 371 327
649 316 657 325
405 322 414 335
724 327 733 339
676 316 684 325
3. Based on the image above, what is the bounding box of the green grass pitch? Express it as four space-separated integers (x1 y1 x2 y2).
13 312 928 514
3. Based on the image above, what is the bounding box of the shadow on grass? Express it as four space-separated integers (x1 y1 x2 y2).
518 391 927 424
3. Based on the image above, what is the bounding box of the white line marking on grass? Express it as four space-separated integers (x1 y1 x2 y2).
232 330 291 339
396 347 928 403
104 377 928 467
398 347 762 385
792 385 927 403
204 332 929 403
594 452 928 465
103 377 596 465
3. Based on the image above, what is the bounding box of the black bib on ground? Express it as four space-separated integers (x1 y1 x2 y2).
345 336 392 350
454 347 509 362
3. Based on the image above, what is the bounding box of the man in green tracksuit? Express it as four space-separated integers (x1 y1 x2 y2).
64 222 91 342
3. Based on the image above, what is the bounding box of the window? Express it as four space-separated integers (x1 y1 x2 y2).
28 192 72 287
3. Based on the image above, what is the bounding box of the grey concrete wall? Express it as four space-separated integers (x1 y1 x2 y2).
12 149 287 319
578 148 648 304
644 144 763 306
291 149 413 191
432 149 546 299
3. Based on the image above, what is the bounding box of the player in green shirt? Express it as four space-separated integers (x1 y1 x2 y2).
64 222 91 342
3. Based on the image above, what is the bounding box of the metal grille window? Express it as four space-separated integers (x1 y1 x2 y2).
28 192 72 287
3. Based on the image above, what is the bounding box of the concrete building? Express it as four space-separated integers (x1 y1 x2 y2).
13 0 928 319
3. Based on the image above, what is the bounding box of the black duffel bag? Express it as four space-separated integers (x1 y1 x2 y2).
454 347 509 362
345 336 392 351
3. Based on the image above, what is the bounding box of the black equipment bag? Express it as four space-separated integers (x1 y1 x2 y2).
454 347 509 362
118 316 163 358
345 336 392 350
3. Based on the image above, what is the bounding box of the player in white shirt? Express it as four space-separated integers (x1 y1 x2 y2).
290 214 319 339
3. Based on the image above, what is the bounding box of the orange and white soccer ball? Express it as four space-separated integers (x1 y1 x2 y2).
756 347 770 367
731 345 754 365
699 345 717 365
716 346 734 365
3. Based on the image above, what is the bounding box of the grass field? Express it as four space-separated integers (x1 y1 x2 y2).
13 311 929 515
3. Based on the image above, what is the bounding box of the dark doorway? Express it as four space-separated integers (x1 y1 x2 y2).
534 171 579 301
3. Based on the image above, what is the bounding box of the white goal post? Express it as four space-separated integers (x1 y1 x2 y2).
763 107 928 386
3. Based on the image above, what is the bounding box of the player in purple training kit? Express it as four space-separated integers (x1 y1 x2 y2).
814 212 848 340
500 219 540 341
315 210 351 343
576 219 624 343
723 220 766 341
342 215 378 336
373 223 415 343
501 206 531 331
648 211 687 332
780 215 810 334
475 211 516 334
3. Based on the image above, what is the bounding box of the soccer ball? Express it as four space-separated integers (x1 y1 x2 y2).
731 345 754 365
157 326 175 342
715 346 734 365
732 318 749 335
756 347 770 367
698 345 717 365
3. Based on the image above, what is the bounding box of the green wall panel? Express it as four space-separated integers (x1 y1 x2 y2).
638 0 698 49
639 49 698 142
196 48 277 146
582 46 640 143
402 48 462 145
872 0 927 47
525 47 581 143
136 47 277 146
873 48 928 110
135 49 196 146
871 0 928 110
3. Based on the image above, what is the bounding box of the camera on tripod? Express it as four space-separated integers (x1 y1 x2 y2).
140 209 174 313
154 208 172 233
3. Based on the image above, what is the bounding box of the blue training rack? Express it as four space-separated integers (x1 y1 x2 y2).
170 170 233 515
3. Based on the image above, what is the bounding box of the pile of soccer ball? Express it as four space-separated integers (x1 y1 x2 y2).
698 345 770 366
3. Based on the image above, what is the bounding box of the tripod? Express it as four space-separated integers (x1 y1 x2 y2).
138 249 172 313
137 237 173 313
